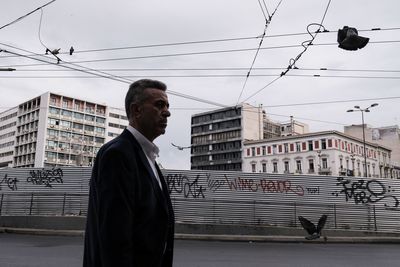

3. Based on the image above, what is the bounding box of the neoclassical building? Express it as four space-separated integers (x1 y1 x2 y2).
243 131 395 178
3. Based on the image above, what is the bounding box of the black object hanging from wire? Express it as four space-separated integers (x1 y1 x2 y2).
337 26 369 51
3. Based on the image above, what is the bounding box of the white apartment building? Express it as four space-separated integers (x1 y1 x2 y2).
0 92 127 168
106 107 128 143
0 107 18 167
243 131 394 178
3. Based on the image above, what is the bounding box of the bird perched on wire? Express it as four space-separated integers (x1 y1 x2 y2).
171 143 191 150
69 46 74 55
298 214 328 240
45 48 61 55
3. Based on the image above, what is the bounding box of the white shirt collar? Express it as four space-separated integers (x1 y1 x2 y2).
126 125 159 162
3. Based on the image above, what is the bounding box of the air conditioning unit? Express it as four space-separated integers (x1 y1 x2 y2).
50 125 54 128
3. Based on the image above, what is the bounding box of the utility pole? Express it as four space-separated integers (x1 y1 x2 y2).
347 103 379 177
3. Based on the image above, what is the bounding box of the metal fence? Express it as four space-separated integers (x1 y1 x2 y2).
1 167 400 233
0 192 397 233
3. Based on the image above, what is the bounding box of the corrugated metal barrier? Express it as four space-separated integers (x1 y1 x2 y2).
1 167 400 233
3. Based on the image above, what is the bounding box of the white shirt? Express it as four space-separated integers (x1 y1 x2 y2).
126 125 162 190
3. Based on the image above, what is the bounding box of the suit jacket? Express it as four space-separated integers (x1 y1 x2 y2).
83 129 174 267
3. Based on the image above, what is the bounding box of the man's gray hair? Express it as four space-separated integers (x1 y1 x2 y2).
125 79 167 120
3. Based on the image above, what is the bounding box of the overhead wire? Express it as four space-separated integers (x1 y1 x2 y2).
0 45 228 108
10 66 400 73
1 27 399 60
2 39 400 68
241 0 332 103
2 74 399 79
37 8 61 63
257 0 268 21
236 0 283 105
261 0 271 18
0 0 56 31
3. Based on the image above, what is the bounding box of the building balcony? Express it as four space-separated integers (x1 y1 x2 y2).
191 115 241 127
45 145 57 151
47 135 58 140
46 157 57 163
72 128 84 133
72 117 84 123
192 147 241 157
318 167 332 175
48 113 60 118
191 126 242 137
191 158 242 167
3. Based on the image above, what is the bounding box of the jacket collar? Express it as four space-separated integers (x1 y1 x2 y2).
120 129 169 213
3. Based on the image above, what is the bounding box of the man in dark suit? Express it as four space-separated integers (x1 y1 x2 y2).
83 79 174 267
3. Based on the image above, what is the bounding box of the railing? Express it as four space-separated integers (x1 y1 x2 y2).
0 192 397 233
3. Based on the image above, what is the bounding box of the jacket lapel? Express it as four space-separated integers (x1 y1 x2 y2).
122 130 168 213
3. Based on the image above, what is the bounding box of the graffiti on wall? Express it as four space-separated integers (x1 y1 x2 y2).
306 187 320 195
332 177 399 208
26 168 64 188
166 173 307 198
0 174 19 191
224 175 305 196
166 173 206 198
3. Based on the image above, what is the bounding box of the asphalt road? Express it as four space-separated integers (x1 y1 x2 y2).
0 233 399 267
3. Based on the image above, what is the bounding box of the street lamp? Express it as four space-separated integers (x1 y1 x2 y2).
346 103 379 177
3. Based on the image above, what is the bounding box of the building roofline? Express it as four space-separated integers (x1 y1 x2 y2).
244 130 392 151
191 103 257 118
0 106 18 116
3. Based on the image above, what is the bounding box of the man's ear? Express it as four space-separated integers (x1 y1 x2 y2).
130 102 141 118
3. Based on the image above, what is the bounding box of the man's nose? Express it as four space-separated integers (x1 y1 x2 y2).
162 108 171 117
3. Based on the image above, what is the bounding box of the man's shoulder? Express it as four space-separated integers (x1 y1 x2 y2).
99 131 137 155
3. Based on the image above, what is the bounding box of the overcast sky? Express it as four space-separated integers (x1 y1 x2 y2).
1 0 399 169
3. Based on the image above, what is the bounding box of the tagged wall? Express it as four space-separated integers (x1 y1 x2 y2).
0 167 400 232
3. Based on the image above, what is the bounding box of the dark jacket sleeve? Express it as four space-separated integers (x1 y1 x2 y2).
95 147 136 266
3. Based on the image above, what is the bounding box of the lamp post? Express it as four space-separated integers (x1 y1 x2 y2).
347 103 378 177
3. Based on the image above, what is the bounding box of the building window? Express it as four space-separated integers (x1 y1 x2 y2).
321 139 327 149
262 163 267 173
284 161 289 173
262 146 266 156
273 162 278 173
322 158 328 169
309 159 314 173
284 143 289 153
296 142 301 152
308 140 313 151
296 160 302 173
314 140 319 149
251 147 255 156
251 163 256 173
